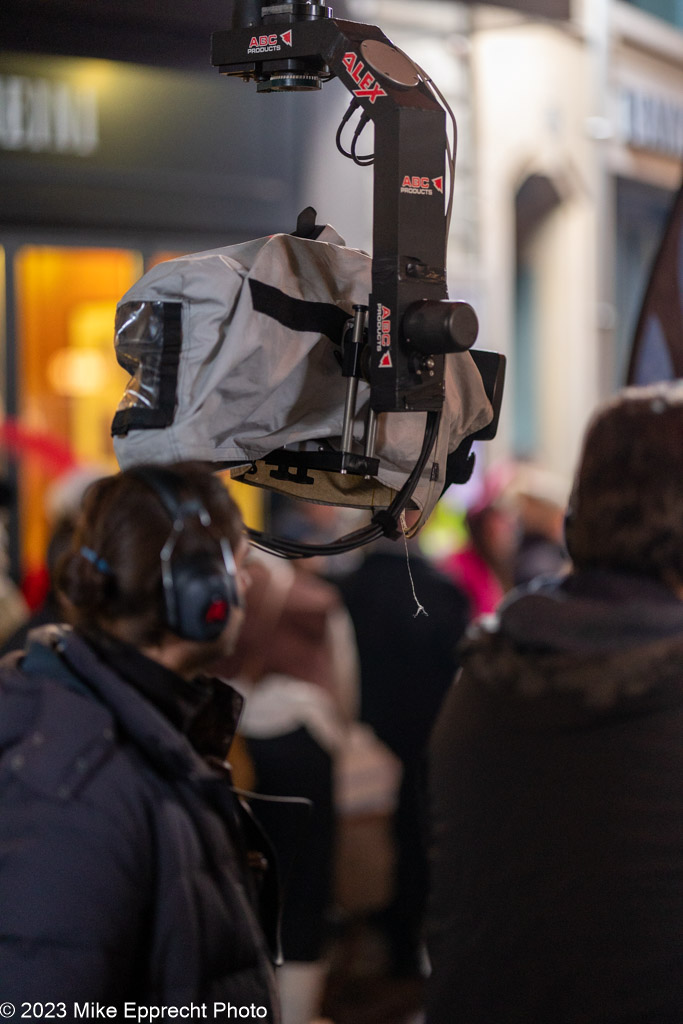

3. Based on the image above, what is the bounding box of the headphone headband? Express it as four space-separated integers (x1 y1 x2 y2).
128 464 211 527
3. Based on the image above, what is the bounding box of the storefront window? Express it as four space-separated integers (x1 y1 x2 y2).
615 178 674 385
13 245 141 577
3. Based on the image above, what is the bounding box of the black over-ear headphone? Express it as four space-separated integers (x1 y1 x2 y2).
129 465 241 643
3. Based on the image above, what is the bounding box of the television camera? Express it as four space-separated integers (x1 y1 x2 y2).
112 1 504 558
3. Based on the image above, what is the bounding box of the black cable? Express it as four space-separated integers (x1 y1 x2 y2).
246 410 441 558
424 74 457 237
380 409 441 527
335 96 362 160
336 97 374 165
350 111 374 166
335 50 456 228
391 44 458 239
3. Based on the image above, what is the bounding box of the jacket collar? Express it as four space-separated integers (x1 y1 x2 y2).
496 568 683 656
20 625 243 778
464 569 683 709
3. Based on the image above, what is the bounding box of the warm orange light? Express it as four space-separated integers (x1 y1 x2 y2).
47 347 110 396
14 246 142 573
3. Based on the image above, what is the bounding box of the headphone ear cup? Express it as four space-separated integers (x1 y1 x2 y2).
168 554 232 642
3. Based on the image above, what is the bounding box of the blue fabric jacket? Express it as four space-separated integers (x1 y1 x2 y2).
0 625 279 1018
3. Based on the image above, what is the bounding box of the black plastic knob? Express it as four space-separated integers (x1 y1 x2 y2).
403 300 479 354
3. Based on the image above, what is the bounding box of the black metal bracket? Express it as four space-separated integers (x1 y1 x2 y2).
264 447 380 483
212 6 451 415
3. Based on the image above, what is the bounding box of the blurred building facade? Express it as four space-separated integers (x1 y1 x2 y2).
1 0 681 577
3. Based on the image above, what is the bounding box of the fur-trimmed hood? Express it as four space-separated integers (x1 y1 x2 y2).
461 568 683 709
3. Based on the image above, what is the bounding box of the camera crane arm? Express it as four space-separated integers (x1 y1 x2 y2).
212 3 477 420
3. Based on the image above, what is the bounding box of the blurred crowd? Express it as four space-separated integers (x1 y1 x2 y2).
4 386 683 1024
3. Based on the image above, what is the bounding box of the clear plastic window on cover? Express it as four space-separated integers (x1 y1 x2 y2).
111 300 182 436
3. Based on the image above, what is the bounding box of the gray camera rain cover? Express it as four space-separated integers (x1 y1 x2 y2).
111 226 492 518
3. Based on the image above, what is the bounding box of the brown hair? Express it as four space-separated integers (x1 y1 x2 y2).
56 462 244 646
565 383 683 586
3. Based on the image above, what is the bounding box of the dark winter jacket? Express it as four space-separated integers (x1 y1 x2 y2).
427 568 683 1024
339 545 470 762
0 625 280 1017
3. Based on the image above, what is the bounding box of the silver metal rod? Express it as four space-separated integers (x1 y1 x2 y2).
362 407 378 460
351 303 367 347
339 305 368 471
364 407 378 465
341 377 359 456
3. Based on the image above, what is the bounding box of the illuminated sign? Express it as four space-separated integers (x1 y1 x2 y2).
620 87 683 159
0 75 99 156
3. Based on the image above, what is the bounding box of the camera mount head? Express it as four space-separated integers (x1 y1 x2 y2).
228 2 334 92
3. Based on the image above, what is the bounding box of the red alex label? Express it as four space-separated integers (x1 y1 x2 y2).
342 52 388 103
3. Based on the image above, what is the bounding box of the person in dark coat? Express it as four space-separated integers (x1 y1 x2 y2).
0 514 73 655
427 383 683 1024
0 462 280 1018
218 550 359 1024
339 532 470 979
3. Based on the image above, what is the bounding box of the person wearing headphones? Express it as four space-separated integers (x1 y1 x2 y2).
0 462 280 1018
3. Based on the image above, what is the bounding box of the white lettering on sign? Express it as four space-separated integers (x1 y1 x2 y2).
0 75 99 155
619 87 683 159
